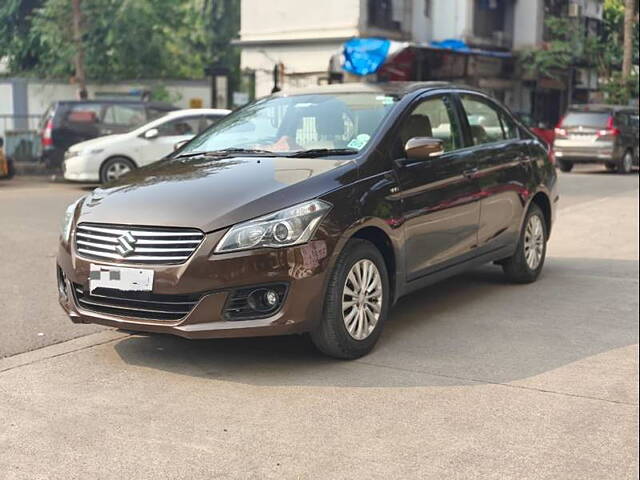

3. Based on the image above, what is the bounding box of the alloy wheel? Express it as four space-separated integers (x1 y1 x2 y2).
342 259 383 340
524 214 544 270
105 161 132 181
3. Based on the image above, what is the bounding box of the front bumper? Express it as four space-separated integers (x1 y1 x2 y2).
57 229 335 339
63 155 101 182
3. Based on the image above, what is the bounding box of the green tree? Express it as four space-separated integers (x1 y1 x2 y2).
0 0 46 72
519 0 639 103
0 0 241 83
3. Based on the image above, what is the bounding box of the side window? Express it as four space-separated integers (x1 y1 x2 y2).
629 114 640 128
103 104 146 127
500 111 519 140
202 115 224 132
461 95 506 145
64 104 101 124
157 117 200 137
147 107 170 121
398 96 462 153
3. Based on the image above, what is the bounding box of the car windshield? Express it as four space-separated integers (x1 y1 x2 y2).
562 112 610 128
179 92 399 156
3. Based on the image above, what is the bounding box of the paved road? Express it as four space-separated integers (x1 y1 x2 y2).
0 166 638 479
1 167 637 358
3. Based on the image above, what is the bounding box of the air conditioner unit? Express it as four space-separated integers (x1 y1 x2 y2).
568 3 581 17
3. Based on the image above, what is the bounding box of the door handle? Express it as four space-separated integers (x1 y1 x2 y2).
462 167 479 179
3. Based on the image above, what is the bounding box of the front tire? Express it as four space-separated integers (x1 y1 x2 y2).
100 157 135 184
310 239 390 359
558 160 573 172
502 204 547 284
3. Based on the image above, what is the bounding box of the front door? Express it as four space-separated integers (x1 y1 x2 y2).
392 94 481 281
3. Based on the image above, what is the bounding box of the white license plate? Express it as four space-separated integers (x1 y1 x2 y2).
89 264 154 293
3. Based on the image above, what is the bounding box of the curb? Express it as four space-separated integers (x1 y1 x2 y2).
0 330 129 374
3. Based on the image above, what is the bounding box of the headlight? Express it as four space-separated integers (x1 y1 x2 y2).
215 199 331 253
60 197 85 243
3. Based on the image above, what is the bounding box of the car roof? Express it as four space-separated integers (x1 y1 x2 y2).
274 81 479 98
54 100 176 109
164 108 231 117
568 104 638 113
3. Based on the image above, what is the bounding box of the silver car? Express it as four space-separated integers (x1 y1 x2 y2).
553 105 639 174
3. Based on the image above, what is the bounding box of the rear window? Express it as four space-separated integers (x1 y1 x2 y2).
562 112 609 128
64 104 102 124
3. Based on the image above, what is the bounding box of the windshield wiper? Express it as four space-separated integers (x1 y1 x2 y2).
176 148 277 159
286 148 359 158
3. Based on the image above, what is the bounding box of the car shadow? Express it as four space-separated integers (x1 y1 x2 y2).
113 257 638 388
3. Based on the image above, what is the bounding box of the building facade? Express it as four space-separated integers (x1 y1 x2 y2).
237 0 604 123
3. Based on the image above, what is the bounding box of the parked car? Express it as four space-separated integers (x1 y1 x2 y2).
515 112 555 146
40 99 178 170
63 108 231 183
57 82 558 359
553 104 639 173
0 137 15 180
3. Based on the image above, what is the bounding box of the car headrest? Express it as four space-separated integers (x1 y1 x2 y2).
400 114 433 145
470 125 488 144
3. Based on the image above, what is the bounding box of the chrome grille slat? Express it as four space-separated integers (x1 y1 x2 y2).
79 225 202 237
75 223 204 265
73 284 203 321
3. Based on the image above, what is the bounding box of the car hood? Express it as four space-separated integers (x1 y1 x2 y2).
78 156 356 232
68 134 127 153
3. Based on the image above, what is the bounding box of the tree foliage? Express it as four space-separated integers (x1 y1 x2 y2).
0 0 240 82
519 0 639 102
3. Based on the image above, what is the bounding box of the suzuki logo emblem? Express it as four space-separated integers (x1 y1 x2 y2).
115 232 137 257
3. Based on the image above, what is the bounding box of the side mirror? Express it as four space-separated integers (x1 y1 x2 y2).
174 139 189 151
402 137 444 162
144 128 159 140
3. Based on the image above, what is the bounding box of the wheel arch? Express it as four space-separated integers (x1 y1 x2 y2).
529 191 552 236
346 224 399 303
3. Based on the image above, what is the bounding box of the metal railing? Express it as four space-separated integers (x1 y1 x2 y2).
0 114 42 162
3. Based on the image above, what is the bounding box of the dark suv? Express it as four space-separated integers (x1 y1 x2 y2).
57 83 558 359
554 105 639 173
40 100 177 169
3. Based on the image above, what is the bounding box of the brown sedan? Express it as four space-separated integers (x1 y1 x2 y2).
57 82 558 359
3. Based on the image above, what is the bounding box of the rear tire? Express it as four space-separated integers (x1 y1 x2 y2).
100 157 135 184
558 160 573 172
619 150 633 174
310 239 390 359
502 204 547 284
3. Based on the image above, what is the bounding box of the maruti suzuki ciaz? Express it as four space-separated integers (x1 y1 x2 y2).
57 82 558 359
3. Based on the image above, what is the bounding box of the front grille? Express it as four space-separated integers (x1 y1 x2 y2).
73 284 203 321
75 223 204 265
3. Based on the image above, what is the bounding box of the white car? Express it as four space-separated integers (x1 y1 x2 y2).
63 108 231 183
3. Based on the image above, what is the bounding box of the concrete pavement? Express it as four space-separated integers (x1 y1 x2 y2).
0 167 638 479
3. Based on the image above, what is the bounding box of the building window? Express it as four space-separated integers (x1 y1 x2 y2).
368 0 401 31
425 0 432 18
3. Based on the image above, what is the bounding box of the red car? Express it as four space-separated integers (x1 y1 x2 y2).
515 113 555 146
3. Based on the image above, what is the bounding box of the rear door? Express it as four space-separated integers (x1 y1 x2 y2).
392 93 481 281
458 93 532 250
55 103 103 150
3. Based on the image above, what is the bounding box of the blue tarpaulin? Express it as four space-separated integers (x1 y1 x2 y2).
430 39 512 58
342 38 391 76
